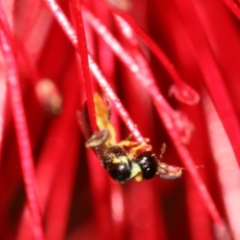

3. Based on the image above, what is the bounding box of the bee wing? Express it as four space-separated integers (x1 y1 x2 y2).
86 129 110 148
78 94 116 146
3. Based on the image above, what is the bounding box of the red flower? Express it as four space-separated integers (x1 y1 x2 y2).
0 0 239 239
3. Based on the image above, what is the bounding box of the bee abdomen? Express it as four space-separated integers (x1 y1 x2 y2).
106 161 132 183
102 146 132 183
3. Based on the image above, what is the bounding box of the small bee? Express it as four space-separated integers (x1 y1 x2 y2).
78 93 182 183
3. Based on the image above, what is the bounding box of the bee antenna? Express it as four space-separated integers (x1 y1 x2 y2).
159 143 166 160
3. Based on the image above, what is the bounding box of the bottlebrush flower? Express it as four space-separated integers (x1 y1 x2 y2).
0 0 240 239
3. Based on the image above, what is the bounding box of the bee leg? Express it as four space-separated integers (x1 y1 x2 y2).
118 139 152 160
101 93 111 121
118 139 137 147
157 162 183 179
107 106 111 121
125 133 132 141
129 144 153 160
156 143 182 179
86 129 110 148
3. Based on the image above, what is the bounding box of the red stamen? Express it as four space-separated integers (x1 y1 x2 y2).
17 66 80 239
108 6 200 105
42 0 146 144
221 0 240 19
8 0 237 238
88 54 146 144
70 0 98 133
173 0 240 169
87 150 113 240
0 12 44 240
82 7 193 142
82 5 225 228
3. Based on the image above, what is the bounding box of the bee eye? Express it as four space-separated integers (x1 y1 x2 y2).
135 151 158 179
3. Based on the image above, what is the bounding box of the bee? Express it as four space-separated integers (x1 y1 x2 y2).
78 93 182 183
